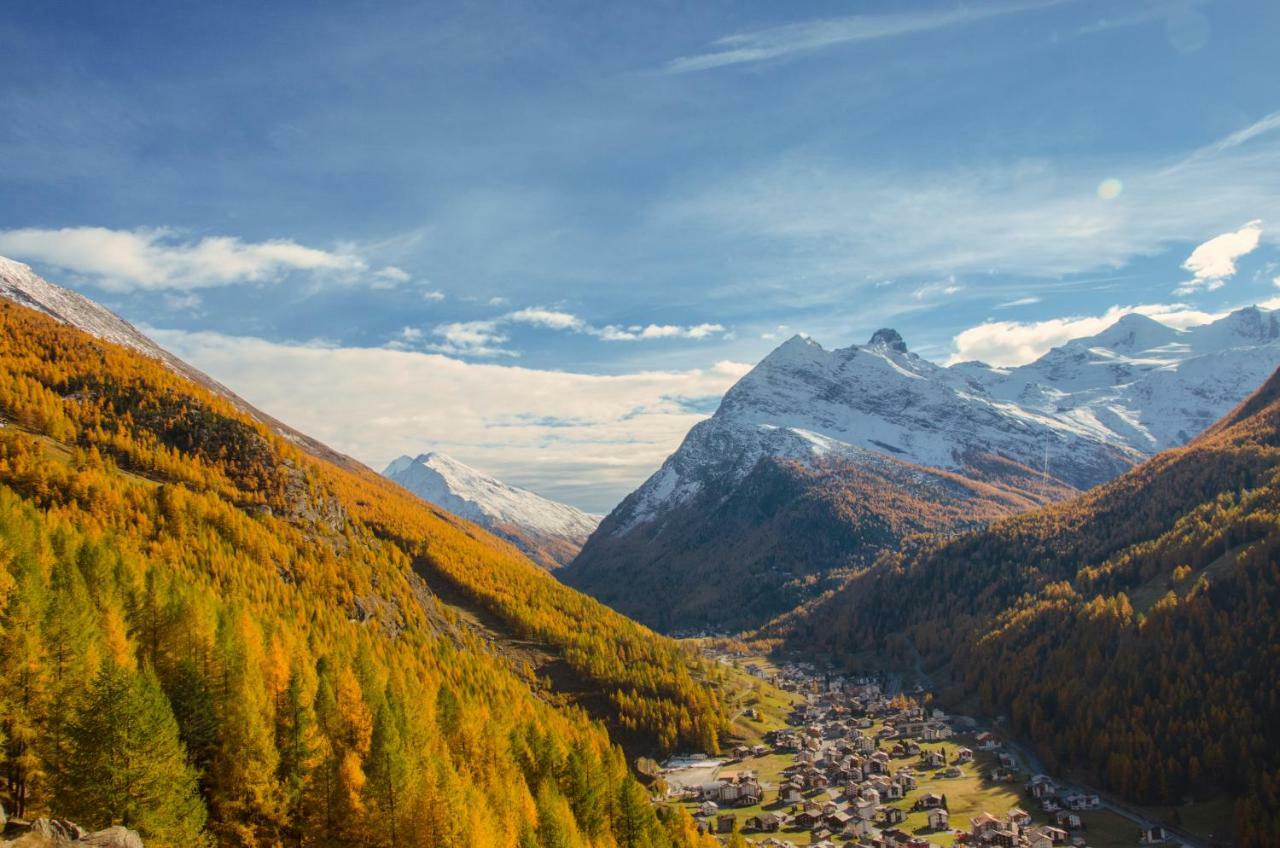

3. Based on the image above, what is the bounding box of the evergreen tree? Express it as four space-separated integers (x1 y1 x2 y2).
58 662 207 847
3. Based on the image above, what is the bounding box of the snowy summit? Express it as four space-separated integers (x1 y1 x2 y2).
383 452 601 569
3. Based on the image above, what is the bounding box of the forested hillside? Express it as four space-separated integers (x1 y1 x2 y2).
0 300 724 847
781 368 1280 846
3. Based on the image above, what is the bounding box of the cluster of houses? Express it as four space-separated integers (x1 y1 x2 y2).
669 660 1154 848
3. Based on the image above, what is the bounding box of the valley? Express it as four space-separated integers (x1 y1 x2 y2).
668 649 1215 848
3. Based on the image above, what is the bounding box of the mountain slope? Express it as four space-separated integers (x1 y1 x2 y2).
564 313 1280 632
0 275 724 846
384 452 599 569
779 367 1280 847
0 255 363 472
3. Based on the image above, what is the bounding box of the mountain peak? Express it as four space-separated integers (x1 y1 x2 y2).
1071 312 1180 353
384 451 600 569
867 327 908 353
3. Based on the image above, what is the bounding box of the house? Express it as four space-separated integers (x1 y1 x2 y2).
954 747 974 764
793 810 821 829
697 801 718 817
1026 833 1055 848
941 766 963 778
922 722 953 741
971 812 1002 838
921 749 946 769
880 806 907 825
881 828 909 848
1028 776 1058 799
915 792 945 810
1062 792 1100 810
1008 808 1033 828
715 814 736 834
825 810 853 830
1139 825 1168 844
745 813 783 832
976 732 1001 750
1053 810 1082 830
928 808 950 831
1038 825 1070 844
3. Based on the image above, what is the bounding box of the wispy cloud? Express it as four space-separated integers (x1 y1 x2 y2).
418 306 729 357
663 1 1066 74
0 226 403 292
654 110 1280 292
997 296 1042 308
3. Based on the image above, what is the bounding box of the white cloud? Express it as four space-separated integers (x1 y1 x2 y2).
911 279 963 301
429 319 514 358
1176 219 1262 293
147 328 750 512
508 307 586 331
597 322 726 341
0 226 404 292
663 0 1063 73
428 306 729 356
375 265 410 283
997 296 1042 308
422 290 446 302
946 302 1227 366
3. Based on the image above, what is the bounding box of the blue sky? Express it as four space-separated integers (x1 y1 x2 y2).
2 0 1279 510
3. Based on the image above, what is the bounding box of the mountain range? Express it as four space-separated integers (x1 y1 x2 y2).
384 452 600 569
562 308 1280 632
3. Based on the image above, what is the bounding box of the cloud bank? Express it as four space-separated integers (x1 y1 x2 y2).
0 226 401 291
148 328 749 512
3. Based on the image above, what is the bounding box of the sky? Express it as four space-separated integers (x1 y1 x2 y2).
2 0 1280 511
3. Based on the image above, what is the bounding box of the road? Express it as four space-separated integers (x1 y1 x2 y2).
995 732 1208 848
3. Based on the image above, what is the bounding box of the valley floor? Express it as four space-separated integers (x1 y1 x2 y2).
665 648 1182 848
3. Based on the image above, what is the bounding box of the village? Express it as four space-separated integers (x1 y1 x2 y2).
656 656 1186 848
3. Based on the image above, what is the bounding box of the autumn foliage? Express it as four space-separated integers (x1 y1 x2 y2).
783 368 1280 847
0 302 723 847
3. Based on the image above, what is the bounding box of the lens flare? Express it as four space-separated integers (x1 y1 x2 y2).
1097 178 1123 200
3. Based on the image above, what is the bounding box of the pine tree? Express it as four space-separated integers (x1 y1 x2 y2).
58 662 207 847
366 696 408 847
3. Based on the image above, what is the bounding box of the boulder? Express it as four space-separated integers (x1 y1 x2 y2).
81 828 143 848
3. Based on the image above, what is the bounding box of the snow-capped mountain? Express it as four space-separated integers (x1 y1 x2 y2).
563 308 1280 632
0 254 362 470
0 255 169 358
384 453 601 569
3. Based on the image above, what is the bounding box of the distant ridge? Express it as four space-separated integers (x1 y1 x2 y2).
384 452 600 569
